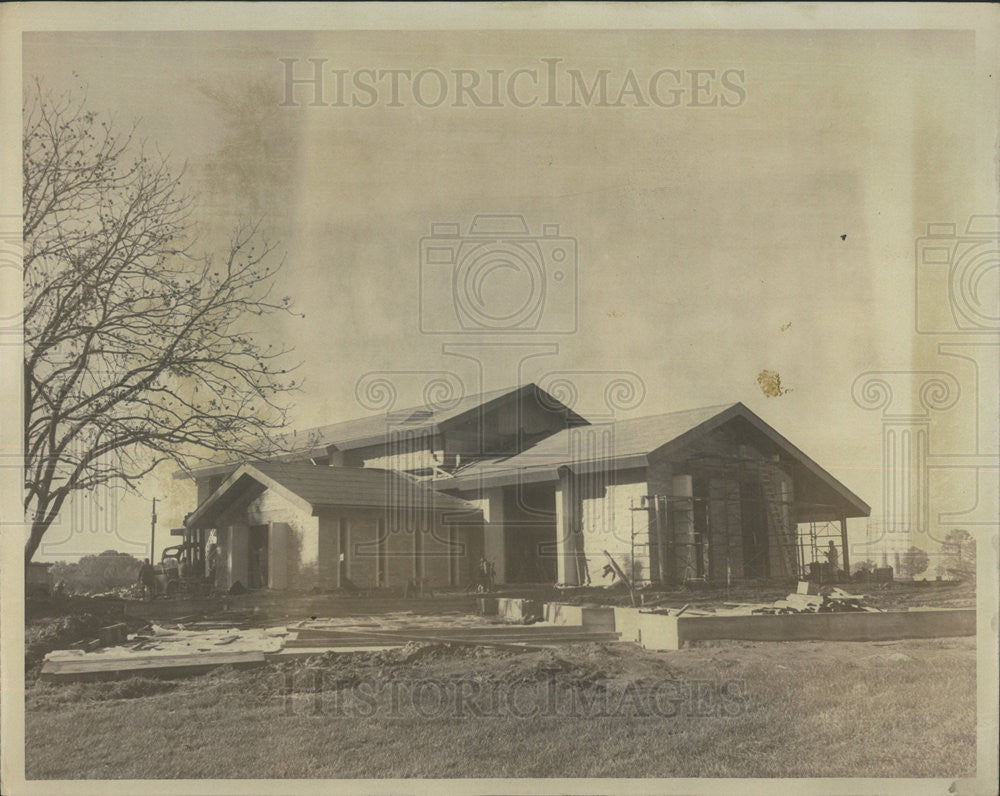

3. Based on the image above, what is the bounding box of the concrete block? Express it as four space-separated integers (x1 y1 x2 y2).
544 603 616 631
498 597 543 624
543 602 579 625
640 608 975 651
797 581 820 595
639 612 681 650
612 607 642 643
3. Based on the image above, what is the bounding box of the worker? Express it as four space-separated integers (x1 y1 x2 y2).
478 557 495 593
137 558 156 601
826 540 840 571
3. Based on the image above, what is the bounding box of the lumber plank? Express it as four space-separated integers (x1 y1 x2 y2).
40 652 266 681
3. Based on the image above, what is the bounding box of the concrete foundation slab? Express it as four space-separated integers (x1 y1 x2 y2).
640 608 976 651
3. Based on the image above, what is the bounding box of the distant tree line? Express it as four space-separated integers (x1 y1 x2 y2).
850 530 975 582
49 549 143 594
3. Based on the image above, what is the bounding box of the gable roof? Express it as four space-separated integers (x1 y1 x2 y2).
440 402 870 519
286 385 522 452
443 403 735 484
185 462 482 529
178 383 586 478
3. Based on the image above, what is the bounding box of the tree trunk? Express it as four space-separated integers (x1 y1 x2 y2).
24 520 50 564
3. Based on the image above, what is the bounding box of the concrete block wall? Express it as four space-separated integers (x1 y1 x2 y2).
346 515 379 588
385 520 415 587
420 519 456 586
246 489 319 589
317 513 340 588
578 470 649 584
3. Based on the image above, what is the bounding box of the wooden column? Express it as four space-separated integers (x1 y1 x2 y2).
839 516 851 578
556 468 581 586
482 487 506 584
672 475 696 582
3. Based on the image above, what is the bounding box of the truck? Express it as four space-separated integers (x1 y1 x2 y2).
154 541 211 598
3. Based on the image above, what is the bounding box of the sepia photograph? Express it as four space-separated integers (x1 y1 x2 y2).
0 3 997 794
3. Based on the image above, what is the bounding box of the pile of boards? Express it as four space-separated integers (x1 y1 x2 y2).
751 587 878 615
644 585 880 618
40 625 285 682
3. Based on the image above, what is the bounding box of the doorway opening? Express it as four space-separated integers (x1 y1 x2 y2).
248 524 269 589
503 483 558 583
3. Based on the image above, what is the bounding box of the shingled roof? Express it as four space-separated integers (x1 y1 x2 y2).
443 403 736 482
185 462 482 529
178 383 587 478
440 402 870 519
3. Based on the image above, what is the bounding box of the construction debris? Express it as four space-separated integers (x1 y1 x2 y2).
603 550 636 606
38 607 631 682
637 587 880 618
751 587 877 615
97 623 128 645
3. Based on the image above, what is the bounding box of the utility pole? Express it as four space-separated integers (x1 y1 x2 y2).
150 497 157 563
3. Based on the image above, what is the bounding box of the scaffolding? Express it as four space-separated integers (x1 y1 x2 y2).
629 452 850 585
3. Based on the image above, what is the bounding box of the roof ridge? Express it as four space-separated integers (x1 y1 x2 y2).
545 402 739 428
282 383 530 438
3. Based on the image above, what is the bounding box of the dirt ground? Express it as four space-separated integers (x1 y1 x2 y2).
25 634 976 779
24 577 975 679
22 579 979 779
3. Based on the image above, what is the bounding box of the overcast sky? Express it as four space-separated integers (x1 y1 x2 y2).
22 28 993 563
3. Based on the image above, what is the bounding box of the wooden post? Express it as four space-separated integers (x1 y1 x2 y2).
150 497 157 562
555 468 581 586
839 516 851 578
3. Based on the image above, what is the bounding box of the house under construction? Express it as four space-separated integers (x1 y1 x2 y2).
178 385 870 590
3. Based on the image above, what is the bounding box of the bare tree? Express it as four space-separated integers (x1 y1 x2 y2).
22 82 300 563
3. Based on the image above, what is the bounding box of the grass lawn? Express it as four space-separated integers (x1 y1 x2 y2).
25 635 975 779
